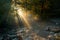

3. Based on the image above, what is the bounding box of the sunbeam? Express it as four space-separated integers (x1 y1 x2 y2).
17 7 31 29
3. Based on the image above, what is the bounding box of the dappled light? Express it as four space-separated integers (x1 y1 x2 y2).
0 0 60 40
17 7 31 29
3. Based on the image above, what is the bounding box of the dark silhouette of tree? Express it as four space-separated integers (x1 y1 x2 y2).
16 0 60 19
0 0 12 33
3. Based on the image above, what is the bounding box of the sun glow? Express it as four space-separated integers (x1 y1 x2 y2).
17 8 31 29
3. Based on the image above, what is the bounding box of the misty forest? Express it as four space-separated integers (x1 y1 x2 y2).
0 0 60 40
